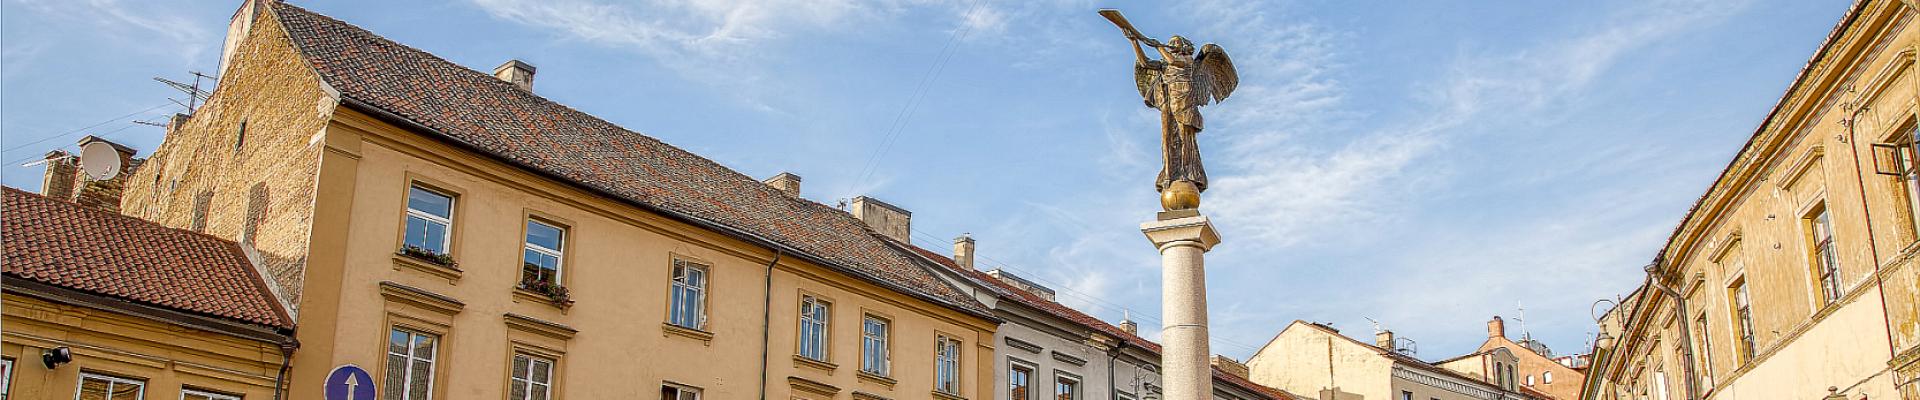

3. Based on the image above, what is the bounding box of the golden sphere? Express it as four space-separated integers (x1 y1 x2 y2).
1160 180 1201 210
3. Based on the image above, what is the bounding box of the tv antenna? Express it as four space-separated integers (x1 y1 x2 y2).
154 71 216 114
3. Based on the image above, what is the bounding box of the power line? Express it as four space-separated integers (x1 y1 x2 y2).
7 119 157 167
847 0 985 198
2 103 177 154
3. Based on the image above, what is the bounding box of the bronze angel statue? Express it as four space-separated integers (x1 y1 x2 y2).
1101 9 1238 211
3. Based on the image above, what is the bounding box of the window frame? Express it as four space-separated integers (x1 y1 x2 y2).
1804 203 1842 305
661 382 701 400
384 327 440 400
519 217 567 285
934 334 963 395
180 388 242 400
667 259 710 330
1054 371 1081 400
402 183 457 256
1 357 12 400
76 372 147 400
796 294 832 362
1008 359 1035 400
1691 313 1713 390
507 352 555 400
1728 278 1756 363
860 314 891 377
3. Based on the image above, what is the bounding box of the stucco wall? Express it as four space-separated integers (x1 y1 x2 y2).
0 294 285 400
1246 323 1393 400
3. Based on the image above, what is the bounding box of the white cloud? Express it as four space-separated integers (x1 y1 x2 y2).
10 0 210 62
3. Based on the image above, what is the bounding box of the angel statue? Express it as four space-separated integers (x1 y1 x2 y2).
1100 9 1238 211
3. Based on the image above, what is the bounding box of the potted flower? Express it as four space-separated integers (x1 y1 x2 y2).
397 245 458 268
518 270 573 306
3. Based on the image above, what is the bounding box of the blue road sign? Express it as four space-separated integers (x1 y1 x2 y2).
324 364 377 400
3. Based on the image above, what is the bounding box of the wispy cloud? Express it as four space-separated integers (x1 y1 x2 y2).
9 0 210 63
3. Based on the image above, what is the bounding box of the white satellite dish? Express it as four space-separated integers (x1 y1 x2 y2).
79 141 123 180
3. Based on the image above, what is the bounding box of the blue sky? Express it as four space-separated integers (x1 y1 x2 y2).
1 0 1850 361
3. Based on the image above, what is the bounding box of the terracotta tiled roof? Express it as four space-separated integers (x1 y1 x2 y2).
2 187 293 329
265 3 987 316
900 244 1301 400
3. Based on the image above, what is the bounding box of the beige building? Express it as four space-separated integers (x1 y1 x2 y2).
1245 321 1534 400
117 1 1003 399
1435 318 1583 400
2 186 297 400
1583 1 1920 399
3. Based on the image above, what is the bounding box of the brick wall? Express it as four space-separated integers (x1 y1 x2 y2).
121 5 334 310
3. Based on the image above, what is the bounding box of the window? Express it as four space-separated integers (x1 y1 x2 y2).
1893 124 1920 238
384 328 438 400
1544 371 1554 384
1525 375 1534 386
1692 314 1713 389
1730 279 1756 362
935 335 962 394
1 358 11 400
1807 205 1842 305
1493 362 1505 387
661 383 700 400
1653 368 1670 400
1009 363 1033 400
797 295 831 361
861 315 890 376
1055 373 1080 400
182 388 241 400
508 353 554 400
403 185 455 256
668 260 708 329
78 373 145 400
234 120 247 152
522 219 565 285
1400 391 1413 400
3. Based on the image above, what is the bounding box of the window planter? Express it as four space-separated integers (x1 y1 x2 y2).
518 273 573 307
398 245 458 268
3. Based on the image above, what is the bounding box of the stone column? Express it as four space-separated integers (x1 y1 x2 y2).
1142 213 1221 400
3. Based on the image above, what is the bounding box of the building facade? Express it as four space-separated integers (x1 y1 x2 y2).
117 1 1002 399
1434 318 1585 400
1584 1 1920 399
1246 321 1535 400
891 234 1298 400
1 187 298 400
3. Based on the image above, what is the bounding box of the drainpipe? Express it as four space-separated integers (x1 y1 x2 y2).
1642 261 1698 400
273 338 299 400
1107 339 1131 400
1841 96 1898 363
758 250 784 400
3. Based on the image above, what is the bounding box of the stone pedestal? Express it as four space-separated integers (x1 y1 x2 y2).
1141 214 1221 400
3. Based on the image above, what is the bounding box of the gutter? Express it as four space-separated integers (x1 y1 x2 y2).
759 250 783 400
337 99 999 322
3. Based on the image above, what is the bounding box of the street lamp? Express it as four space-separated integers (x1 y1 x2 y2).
1595 331 1614 350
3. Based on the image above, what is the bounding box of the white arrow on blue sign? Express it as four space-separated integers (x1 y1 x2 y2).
324 364 377 400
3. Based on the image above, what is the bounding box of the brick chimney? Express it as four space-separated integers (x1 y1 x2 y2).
1489 316 1507 338
763 172 801 197
494 60 536 91
952 234 976 271
1375 330 1396 350
850 196 910 243
70 136 139 212
41 150 78 200
1211 355 1250 380
1119 314 1139 336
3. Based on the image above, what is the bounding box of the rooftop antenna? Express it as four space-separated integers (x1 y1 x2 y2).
154 71 215 114
1516 301 1530 341
1363 317 1383 334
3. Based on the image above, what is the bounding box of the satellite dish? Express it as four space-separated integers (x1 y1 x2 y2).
79 141 123 180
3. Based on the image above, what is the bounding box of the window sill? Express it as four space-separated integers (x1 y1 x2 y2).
661 323 714 345
511 288 571 313
392 254 461 283
856 370 896 387
930 390 967 400
793 354 838 372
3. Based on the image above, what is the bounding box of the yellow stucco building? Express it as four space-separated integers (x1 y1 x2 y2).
1585 1 1920 399
117 1 1001 399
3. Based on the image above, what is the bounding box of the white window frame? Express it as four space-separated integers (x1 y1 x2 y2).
1730 280 1755 362
1 358 12 400
77 373 146 400
797 295 831 361
860 315 890 376
522 219 565 284
404 184 455 255
386 327 438 400
668 260 708 330
1692 314 1713 389
181 388 241 400
1009 359 1035 400
508 353 554 400
662 383 701 400
1806 205 1842 305
935 335 962 395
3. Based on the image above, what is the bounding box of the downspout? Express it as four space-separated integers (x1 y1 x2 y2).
1107 339 1130 399
1643 261 1698 400
273 338 298 400
758 249 784 400
1842 93 1898 364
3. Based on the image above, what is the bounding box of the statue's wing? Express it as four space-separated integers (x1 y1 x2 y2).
1135 60 1164 104
1192 43 1239 105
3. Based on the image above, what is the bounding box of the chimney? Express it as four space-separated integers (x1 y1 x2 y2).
1489 316 1507 338
1119 313 1139 336
494 60 537 91
41 150 78 200
763 172 802 197
1211 355 1250 380
71 136 139 212
850 196 911 243
1375 330 1396 350
952 234 976 271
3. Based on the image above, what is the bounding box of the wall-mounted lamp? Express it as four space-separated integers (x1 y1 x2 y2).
1595 331 1615 350
42 346 72 369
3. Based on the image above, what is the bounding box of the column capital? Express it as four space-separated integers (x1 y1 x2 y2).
1140 214 1221 251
